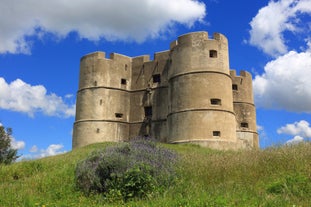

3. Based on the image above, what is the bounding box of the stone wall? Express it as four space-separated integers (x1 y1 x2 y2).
72 31 259 150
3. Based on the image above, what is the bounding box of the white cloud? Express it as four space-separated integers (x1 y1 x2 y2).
0 77 75 117
286 135 304 145
29 145 38 153
36 144 66 158
257 124 269 148
249 0 311 57
251 1 311 112
277 120 311 137
253 50 311 112
0 0 206 54
10 137 26 150
257 125 264 131
22 144 66 160
278 120 311 145
65 94 74 99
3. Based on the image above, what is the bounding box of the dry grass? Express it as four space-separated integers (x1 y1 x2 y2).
0 142 310 207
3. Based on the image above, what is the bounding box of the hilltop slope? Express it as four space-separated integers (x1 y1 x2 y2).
0 142 310 207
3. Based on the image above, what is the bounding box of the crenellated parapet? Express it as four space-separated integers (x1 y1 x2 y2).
170 31 228 49
169 32 229 79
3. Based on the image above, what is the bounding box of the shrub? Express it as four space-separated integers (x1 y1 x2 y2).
75 137 178 201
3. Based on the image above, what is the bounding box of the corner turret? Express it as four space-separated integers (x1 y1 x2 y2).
231 70 259 148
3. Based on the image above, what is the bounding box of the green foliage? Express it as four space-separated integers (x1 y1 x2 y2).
0 142 310 206
267 174 310 196
121 164 156 200
0 126 19 165
75 138 178 201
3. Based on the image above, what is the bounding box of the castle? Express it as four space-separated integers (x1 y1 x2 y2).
72 31 259 150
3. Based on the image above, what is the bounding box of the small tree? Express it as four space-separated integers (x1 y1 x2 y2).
0 126 19 164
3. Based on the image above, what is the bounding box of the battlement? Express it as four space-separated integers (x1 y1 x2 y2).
80 51 132 63
80 51 105 62
154 50 170 61
132 55 150 65
230 70 252 78
213 32 228 42
170 31 228 49
109 53 131 61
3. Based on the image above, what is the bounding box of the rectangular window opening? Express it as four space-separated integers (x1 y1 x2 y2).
121 79 127 85
213 131 221 137
241 122 249 128
152 74 161 83
209 50 218 58
211 98 221 105
144 106 152 117
232 84 238 91
96 128 100 133
115 113 123 118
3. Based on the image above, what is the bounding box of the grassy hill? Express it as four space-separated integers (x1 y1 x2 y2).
0 142 310 207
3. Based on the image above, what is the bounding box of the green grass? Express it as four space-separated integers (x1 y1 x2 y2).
0 142 310 207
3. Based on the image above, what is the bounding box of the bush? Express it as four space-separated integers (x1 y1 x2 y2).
75 137 178 201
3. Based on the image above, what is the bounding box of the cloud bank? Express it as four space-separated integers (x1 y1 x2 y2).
0 77 75 117
277 120 311 138
253 50 311 112
285 136 304 145
30 144 66 158
277 120 311 144
10 137 26 150
249 0 311 57
0 0 206 54
250 0 311 112
21 144 66 160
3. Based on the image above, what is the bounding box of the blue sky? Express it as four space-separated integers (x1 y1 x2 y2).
1 0 311 159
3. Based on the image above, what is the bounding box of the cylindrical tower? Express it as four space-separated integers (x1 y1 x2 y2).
72 52 132 148
231 70 259 148
167 32 237 149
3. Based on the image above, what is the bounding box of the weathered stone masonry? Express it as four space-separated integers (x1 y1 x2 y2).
72 31 259 150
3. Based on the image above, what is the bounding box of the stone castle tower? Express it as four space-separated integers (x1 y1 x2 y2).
72 31 259 150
